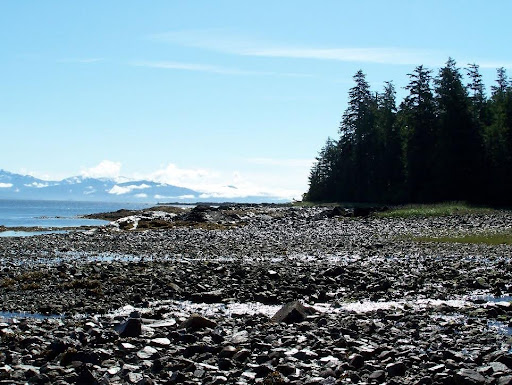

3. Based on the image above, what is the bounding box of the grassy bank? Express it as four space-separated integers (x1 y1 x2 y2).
376 202 495 218
410 232 512 245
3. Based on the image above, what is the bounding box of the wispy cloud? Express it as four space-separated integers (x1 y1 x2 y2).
471 61 512 69
244 47 439 66
150 30 444 66
57 58 104 63
132 60 311 77
247 157 314 168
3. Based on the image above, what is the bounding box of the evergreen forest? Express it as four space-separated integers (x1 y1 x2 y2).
305 59 512 205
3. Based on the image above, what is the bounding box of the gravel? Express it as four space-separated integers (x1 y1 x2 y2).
0 205 512 384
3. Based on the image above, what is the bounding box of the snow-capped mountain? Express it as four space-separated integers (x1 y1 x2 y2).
0 169 290 203
0 169 198 202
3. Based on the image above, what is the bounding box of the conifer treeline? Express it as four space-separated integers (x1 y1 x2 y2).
305 59 512 205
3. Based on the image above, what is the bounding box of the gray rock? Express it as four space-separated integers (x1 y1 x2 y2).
490 361 512 373
219 346 237 358
386 361 406 377
271 301 315 324
349 354 364 369
115 315 142 338
368 370 386 381
498 375 512 385
455 369 486 384
179 314 217 330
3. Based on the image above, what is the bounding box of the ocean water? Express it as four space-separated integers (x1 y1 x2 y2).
0 199 151 229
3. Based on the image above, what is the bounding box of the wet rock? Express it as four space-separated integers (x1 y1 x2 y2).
218 346 237 358
179 314 217 330
349 354 365 369
233 349 251 362
368 369 386 381
271 301 315 324
191 290 224 303
497 376 512 385
217 358 232 371
76 365 99 385
181 205 212 222
115 312 142 337
386 361 406 377
150 337 171 347
489 361 511 374
454 369 486 384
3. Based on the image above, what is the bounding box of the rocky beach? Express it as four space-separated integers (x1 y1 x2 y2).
1 205 512 384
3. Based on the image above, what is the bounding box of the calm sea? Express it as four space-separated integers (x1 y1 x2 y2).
0 199 151 228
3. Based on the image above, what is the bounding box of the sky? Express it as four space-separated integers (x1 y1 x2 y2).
1 1 511 200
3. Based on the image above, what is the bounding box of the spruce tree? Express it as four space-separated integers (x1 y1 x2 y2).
401 65 437 202
375 81 403 202
484 68 512 203
435 58 478 201
339 70 377 201
306 138 338 202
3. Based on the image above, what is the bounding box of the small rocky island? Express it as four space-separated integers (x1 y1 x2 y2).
1 204 512 384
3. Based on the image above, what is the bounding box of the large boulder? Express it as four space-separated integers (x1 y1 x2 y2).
115 311 142 337
454 369 486 384
179 314 217 330
182 205 214 222
271 301 315 324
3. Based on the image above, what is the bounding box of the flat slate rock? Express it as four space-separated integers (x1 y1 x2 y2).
179 314 217 330
114 317 142 337
271 300 315 324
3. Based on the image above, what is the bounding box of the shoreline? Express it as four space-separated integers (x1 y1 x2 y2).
1 205 512 383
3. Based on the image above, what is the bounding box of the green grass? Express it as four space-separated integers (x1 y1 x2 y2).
376 202 494 218
293 201 339 207
411 232 512 245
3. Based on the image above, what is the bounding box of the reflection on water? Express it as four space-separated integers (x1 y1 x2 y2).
488 320 512 335
0 199 151 228
0 312 64 320
472 294 512 303
0 230 69 238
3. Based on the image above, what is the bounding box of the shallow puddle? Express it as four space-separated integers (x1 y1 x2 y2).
488 320 512 335
103 298 473 323
0 230 69 237
0 311 64 320
480 295 512 303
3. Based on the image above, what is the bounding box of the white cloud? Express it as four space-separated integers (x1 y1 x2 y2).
15 158 310 201
81 160 122 179
247 158 315 168
151 30 444 66
135 162 309 201
0 183 13 188
472 61 512 69
142 163 215 186
134 193 148 198
108 184 151 195
132 61 310 77
243 47 437 66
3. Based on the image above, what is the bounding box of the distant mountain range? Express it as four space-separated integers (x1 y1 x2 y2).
0 170 287 203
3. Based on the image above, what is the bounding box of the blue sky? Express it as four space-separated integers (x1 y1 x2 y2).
1 1 511 200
